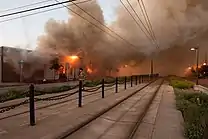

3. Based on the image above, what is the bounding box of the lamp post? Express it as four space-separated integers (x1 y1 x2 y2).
150 59 153 79
191 47 199 85
0 46 3 83
19 60 24 83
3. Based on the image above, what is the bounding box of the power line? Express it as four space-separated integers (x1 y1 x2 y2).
138 0 159 48
126 0 153 41
0 6 63 23
120 0 154 45
0 0 91 23
136 0 153 38
125 0 158 48
0 0 77 18
70 1 139 51
0 0 54 13
54 0 141 52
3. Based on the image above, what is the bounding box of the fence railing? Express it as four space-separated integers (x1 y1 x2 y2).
0 74 159 126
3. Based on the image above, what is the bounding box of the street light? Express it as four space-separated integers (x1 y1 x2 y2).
19 60 24 83
0 46 3 83
191 47 199 85
191 48 196 51
150 59 153 79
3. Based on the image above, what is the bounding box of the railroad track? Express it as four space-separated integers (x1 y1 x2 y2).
56 78 164 139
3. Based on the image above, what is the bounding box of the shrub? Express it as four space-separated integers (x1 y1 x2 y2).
175 90 208 139
0 89 28 103
84 80 102 87
170 79 194 89
0 85 74 103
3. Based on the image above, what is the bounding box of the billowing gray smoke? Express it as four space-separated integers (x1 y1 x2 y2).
37 0 208 76
37 0 145 75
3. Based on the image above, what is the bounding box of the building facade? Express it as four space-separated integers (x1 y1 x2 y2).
0 46 82 83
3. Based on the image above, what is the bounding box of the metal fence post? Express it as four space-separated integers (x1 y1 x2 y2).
29 84 35 126
115 77 118 93
141 75 144 83
139 75 141 84
124 76 127 90
135 76 137 85
78 80 82 107
131 76 133 87
102 79 104 98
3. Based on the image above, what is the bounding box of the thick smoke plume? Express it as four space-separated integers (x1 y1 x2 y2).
37 0 208 76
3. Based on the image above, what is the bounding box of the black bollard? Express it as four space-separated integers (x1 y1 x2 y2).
139 75 141 84
124 76 127 90
135 76 138 85
29 84 35 126
131 76 133 87
78 80 82 107
102 79 104 98
141 75 143 83
115 77 118 93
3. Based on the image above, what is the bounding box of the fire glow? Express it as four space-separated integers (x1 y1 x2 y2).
87 67 93 74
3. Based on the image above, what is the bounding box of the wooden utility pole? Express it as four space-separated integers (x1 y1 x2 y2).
151 59 153 76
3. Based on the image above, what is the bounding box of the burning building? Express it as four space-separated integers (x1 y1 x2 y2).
0 46 92 83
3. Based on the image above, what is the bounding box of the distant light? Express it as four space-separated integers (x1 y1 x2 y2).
87 67 93 74
203 63 207 65
70 55 79 60
124 65 128 68
188 67 192 70
191 48 196 51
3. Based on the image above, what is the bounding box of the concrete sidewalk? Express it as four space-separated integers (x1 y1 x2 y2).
134 83 185 139
194 85 208 94
0 83 145 139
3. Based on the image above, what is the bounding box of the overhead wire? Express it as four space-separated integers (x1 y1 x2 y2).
0 0 77 18
0 0 54 13
0 6 63 23
120 0 154 45
138 0 159 48
70 0 139 51
54 0 141 52
126 0 153 41
123 0 159 75
125 0 158 48
138 0 160 75
0 0 91 23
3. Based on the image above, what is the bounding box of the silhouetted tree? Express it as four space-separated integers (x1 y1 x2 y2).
50 58 62 80
199 65 208 77
50 58 62 71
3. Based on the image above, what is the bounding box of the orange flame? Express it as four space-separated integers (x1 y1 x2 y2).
87 67 93 74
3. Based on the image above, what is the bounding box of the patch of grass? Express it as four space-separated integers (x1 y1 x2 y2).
175 89 208 139
0 89 28 103
170 79 194 89
0 85 74 103
84 80 102 87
